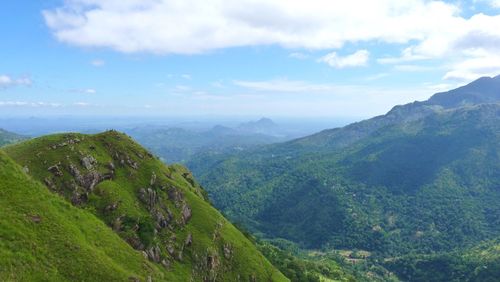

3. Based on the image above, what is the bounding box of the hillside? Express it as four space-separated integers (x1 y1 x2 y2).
384 237 500 281
2 131 287 281
127 122 286 164
0 129 27 147
189 76 500 280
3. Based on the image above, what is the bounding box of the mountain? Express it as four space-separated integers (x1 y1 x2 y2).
0 128 27 146
1 131 287 281
237 118 280 135
188 76 500 279
126 123 287 164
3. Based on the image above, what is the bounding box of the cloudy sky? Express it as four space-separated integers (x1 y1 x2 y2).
2 0 500 117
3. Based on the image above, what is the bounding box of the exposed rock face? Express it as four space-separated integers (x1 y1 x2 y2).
223 243 233 259
48 164 63 177
81 155 97 170
150 172 157 186
82 171 101 192
185 233 193 247
146 245 162 263
168 188 183 207
69 163 83 183
138 188 158 210
182 204 192 224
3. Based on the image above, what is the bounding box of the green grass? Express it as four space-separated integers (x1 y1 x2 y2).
0 150 166 281
2 131 287 281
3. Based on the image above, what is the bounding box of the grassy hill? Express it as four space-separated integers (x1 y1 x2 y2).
0 129 26 147
1 131 287 281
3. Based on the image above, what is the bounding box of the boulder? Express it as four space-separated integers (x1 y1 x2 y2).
81 155 97 170
181 204 192 224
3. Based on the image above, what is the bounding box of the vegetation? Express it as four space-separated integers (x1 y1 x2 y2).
0 128 26 147
127 118 285 164
1 131 287 281
188 76 500 281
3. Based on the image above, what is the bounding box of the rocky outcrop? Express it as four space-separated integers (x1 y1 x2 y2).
182 204 192 224
138 188 158 211
48 164 63 177
81 155 97 170
145 245 162 263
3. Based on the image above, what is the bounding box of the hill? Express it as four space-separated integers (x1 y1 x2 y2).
2 131 287 281
188 76 500 280
127 121 286 164
0 128 27 147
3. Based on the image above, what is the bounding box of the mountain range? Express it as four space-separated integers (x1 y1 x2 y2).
126 118 288 164
189 75 500 280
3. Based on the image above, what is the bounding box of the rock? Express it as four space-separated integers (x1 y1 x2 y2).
146 245 161 263
69 163 84 184
185 233 193 247
223 243 233 259
104 202 119 213
128 277 140 282
161 259 171 269
166 244 175 256
167 188 183 207
138 188 157 210
153 209 170 229
44 177 56 190
22 166 29 173
127 237 144 250
82 171 101 192
81 155 97 170
182 204 192 224
29 214 42 223
108 162 115 171
206 253 220 272
48 164 63 177
150 172 157 186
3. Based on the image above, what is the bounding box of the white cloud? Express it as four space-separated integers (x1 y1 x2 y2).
393 65 435 72
181 74 192 80
234 79 336 92
289 52 309 59
0 101 62 107
0 75 32 89
71 88 96 94
42 0 467 55
319 50 369 68
91 59 105 67
74 102 91 106
443 53 500 81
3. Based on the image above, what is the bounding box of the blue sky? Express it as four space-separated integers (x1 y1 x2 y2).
1 0 500 118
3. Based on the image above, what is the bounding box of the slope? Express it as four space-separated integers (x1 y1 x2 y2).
0 128 27 147
189 76 500 258
3 131 287 281
0 150 168 281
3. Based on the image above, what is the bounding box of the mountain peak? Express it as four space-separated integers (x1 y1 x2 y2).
425 75 500 109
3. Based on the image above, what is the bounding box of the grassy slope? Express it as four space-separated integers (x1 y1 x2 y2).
3 131 287 281
0 129 26 147
0 150 167 281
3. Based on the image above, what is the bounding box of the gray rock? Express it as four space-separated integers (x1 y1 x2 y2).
182 204 192 224
81 155 97 170
48 164 63 177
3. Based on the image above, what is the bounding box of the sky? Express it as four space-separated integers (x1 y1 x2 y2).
1 0 500 118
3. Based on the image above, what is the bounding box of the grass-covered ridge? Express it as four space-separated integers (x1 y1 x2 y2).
0 128 27 147
0 150 167 281
2 130 287 281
